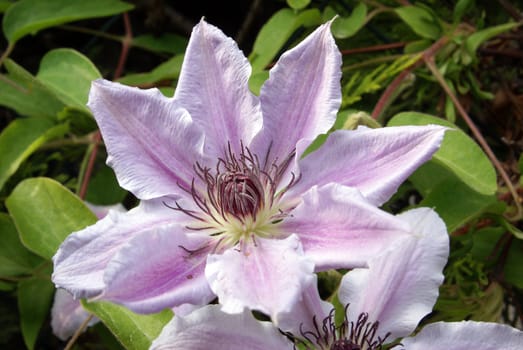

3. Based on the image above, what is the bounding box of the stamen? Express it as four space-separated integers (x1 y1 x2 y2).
293 305 398 350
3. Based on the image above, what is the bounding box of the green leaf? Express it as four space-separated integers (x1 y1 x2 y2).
388 112 497 195
18 275 54 350
0 0 13 13
37 48 101 110
3 0 134 44
0 213 42 277
85 164 127 205
249 8 322 72
6 177 97 259
118 55 184 86
0 59 66 118
453 0 474 23
331 3 367 39
472 227 523 289
287 0 311 10
132 33 188 54
464 22 519 57
418 178 499 232
248 70 269 95
395 5 441 40
83 300 173 350
0 118 68 191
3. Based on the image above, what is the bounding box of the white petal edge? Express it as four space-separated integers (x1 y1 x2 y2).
151 305 293 350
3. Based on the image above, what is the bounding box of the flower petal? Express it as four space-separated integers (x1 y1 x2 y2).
88 79 205 200
174 19 261 158
338 208 449 340
101 228 215 314
400 321 523 350
205 234 314 318
288 125 446 206
280 184 411 270
274 274 332 335
151 305 293 350
252 21 341 166
52 200 179 299
51 289 98 341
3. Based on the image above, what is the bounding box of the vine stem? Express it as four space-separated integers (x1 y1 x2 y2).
424 57 522 220
77 12 132 200
64 314 95 350
371 35 449 119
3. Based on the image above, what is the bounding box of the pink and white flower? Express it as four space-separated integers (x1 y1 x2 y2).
52 19 445 318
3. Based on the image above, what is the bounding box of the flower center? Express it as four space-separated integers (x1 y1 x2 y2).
295 307 395 350
170 142 298 248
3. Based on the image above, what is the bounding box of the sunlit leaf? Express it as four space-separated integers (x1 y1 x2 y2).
464 22 519 57
18 274 54 350
6 177 97 259
388 112 497 195
249 8 322 72
37 48 101 110
418 178 500 232
0 118 68 191
83 300 173 350
118 55 184 86
3 0 134 44
287 0 311 10
331 2 367 39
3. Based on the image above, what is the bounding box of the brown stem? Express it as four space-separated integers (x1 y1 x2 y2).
64 314 95 350
424 57 522 220
78 132 101 199
114 12 132 80
235 0 263 46
341 41 406 55
0 43 14 68
371 35 449 119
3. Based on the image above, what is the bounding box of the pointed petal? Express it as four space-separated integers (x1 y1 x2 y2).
174 19 261 157
51 289 98 341
288 125 446 206
274 274 332 335
252 21 341 166
102 229 215 314
151 305 293 350
88 79 205 200
338 208 449 340
280 184 411 270
205 234 314 318
52 200 179 299
401 321 523 350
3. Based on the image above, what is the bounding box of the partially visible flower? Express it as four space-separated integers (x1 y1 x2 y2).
150 208 523 349
52 19 446 318
51 203 124 340
51 288 99 341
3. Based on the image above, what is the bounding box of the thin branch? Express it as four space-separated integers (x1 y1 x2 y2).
236 0 263 46
341 41 406 55
371 35 449 119
0 43 14 68
64 314 95 350
114 12 132 80
424 57 522 220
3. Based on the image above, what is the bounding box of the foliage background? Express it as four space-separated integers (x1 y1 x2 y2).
0 0 522 348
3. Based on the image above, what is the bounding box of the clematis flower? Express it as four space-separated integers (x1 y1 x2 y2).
150 208 523 350
52 19 446 317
